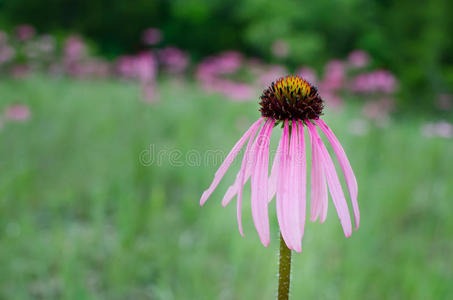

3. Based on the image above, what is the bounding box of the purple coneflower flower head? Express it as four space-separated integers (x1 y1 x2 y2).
200 75 359 252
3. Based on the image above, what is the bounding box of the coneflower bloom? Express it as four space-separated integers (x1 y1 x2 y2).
200 75 359 252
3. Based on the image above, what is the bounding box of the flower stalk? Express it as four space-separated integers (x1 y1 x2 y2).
278 233 292 300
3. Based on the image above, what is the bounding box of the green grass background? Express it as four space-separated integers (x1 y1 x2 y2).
0 76 452 299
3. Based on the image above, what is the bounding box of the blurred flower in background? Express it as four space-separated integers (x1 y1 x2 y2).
420 121 453 139
0 26 400 115
0 44 15 64
4 104 31 122
142 28 162 45
15 24 35 41
348 50 370 69
158 47 189 75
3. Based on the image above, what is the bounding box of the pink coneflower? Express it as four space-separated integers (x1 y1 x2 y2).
200 75 359 252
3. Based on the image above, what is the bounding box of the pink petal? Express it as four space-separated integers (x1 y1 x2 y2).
251 119 274 246
221 122 261 207
200 118 263 206
235 117 263 235
306 121 352 237
276 120 294 249
315 119 359 229
288 120 302 252
308 122 328 223
267 133 283 203
297 120 307 244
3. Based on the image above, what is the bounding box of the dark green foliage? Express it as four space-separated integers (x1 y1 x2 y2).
0 0 452 108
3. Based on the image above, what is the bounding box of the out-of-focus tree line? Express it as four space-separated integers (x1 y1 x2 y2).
0 0 452 108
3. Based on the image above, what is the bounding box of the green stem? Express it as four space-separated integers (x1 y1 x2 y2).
277 233 292 300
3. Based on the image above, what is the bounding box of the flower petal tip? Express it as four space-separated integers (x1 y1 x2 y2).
200 192 209 206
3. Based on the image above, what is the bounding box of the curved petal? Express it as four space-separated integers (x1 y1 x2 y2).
234 119 263 235
307 120 328 223
222 121 261 207
251 119 274 246
297 120 307 246
315 118 359 229
276 120 294 250
288 120 302 252
267 133 282 203
306 121 352 237
200 118 263 206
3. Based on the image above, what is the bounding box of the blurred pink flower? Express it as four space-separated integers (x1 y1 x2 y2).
271 40 289 58
196 51 243 85
296 67 318 84
4 104 31 122
222 82 255 101
15 24 35 41
196 51 254 101
0 45 15 63
135 52 157 83
116 52 157 83
348 50 369 68
64 35 87 61
214 51 243 74
158 47 189 74
350 70 397 94
320 60 345 91
142 28 162 45
362 98 394 120
421 121 453 139
436 93 452 111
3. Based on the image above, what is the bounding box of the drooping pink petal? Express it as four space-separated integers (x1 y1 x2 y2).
306 121 352 237
297 120 307 242
235 117 263 235
276 120 294 249
287 120 302 252
200 118 263 206
268 131 283 203
250 119 274 246
221 122 261 207
307 121 328 223
315 118 359 229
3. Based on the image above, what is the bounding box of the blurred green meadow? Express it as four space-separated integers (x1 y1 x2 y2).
0 76 452 299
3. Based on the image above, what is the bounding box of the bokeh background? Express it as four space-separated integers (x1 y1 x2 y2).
0 0 452 299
